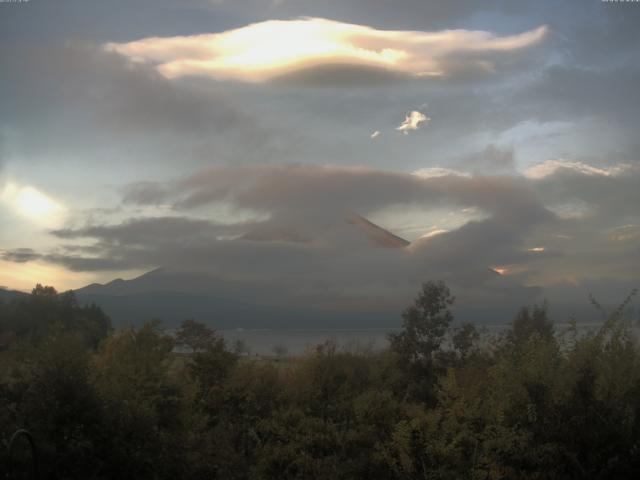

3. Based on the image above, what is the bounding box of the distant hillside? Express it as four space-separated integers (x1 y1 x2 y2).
76 287 399 329
0 288 28 302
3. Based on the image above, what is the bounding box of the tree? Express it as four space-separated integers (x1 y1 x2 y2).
232 339 250 356
92 321 185 479
389 281 455 364
272 344 288 361
388 281 455 403
508 302 554 347
189 337 238 400
452 322 480 361
175 319 216 354
0 285 110 348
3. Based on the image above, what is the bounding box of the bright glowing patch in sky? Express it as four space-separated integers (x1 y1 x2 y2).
1 183 64 224
17 188 59 217
104 18 548 83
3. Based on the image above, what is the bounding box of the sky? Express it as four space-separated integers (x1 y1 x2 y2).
0 0 639 316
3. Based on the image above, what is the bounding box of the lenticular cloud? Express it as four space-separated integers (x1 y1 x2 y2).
104 18 548 84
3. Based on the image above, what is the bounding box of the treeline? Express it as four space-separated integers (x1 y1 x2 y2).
1 282 640 479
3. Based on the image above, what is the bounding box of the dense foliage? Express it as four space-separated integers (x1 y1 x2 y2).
1 283 639 479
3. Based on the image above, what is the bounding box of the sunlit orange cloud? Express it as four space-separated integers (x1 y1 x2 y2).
104 18 548 83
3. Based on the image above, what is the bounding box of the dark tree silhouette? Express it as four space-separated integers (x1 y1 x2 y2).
175 318 216 353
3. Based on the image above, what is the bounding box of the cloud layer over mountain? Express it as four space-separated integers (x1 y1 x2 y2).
3 161 638 316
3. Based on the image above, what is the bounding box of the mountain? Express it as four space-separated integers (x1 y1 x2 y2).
344 212 410 248
75 267 399 329
238 212 410 248
0 288 28 302
74 214 409 328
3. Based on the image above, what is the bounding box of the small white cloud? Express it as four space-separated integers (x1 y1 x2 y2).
397 110 430 134
370 130 381 139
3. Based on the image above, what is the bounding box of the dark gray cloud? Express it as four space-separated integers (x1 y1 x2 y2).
52 216 255 245
5 160 639 312
124 164 545 224
7 165 546 284
0 41 304 185
1 248 41 264
2 44 265 141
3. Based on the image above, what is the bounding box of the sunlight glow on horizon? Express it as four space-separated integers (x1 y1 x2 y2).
0 259 91 292
0 259 148 293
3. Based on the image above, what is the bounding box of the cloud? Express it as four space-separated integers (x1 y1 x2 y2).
524 159 640 223
608 224 640 243
122 164 548 227
1 248 41 264
451 145 515 174
82 165 552 292
104 18 548 84
0 43 297 177
523 159 637 179
51 216 255 244
113 162 638 290
397 110 430 134
412 167 470 179
5 160 639 314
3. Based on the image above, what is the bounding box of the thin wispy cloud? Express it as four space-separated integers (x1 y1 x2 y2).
524 159 637 179
412 167 470 179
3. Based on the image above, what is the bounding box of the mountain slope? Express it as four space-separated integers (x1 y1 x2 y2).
344 212 409 248
0 288 28 302
74 214 408 327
